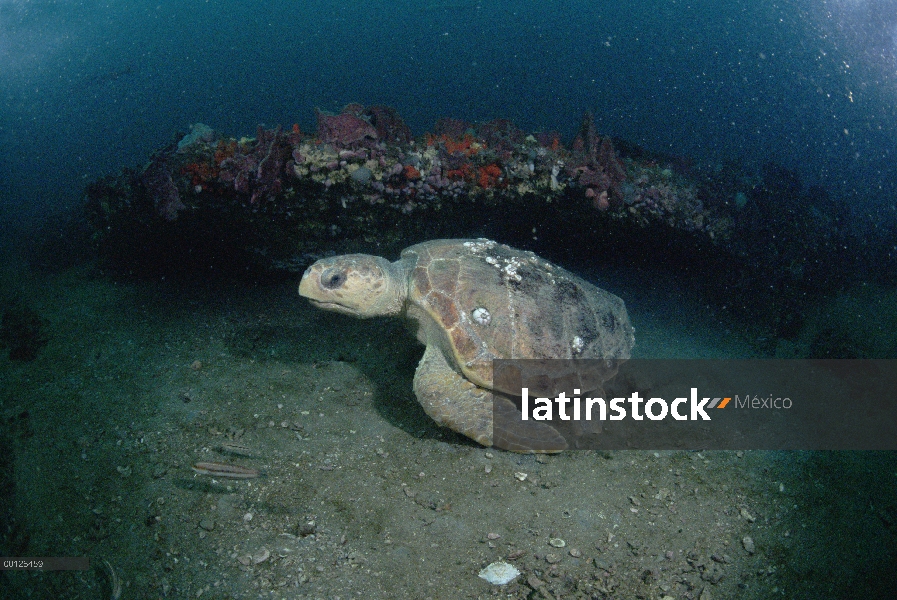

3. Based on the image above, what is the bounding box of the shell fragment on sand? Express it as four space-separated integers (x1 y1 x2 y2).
192 461 260 479
478 561 520 585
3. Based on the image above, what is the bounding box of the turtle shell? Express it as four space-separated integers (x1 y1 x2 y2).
402 239 634 393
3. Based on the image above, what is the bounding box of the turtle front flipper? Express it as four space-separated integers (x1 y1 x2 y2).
413 344 567 453
413 344 494 447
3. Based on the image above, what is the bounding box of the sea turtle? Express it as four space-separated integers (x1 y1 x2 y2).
298 238 635 452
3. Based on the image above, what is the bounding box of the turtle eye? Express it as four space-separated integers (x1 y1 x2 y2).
321 267 347 289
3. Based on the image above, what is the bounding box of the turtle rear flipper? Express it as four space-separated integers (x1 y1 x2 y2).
493 396 567 453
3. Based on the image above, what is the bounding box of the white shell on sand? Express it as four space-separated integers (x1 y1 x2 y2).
478 561 520 585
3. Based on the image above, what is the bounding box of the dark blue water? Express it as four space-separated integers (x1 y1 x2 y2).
1 0 896 229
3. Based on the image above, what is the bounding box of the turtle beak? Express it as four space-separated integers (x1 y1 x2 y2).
307 300 360 315
298 266 320 299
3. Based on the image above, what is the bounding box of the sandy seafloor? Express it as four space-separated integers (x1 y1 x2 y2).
1 261 896 599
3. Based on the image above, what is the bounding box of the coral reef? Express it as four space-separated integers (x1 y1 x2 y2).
176 123 216 153
141 152 186 221
315 108 378 149
84 104 751 277
218 126 294 203
568 112 627 209
362 105 412 144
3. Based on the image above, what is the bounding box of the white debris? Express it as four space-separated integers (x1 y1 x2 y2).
464 239 497 253
472 307 492 325
478 561 520 585
550 163 561 190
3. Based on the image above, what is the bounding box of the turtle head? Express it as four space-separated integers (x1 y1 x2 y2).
299 254 406 317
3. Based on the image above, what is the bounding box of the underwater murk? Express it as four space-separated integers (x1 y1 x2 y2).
2 1 897 598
